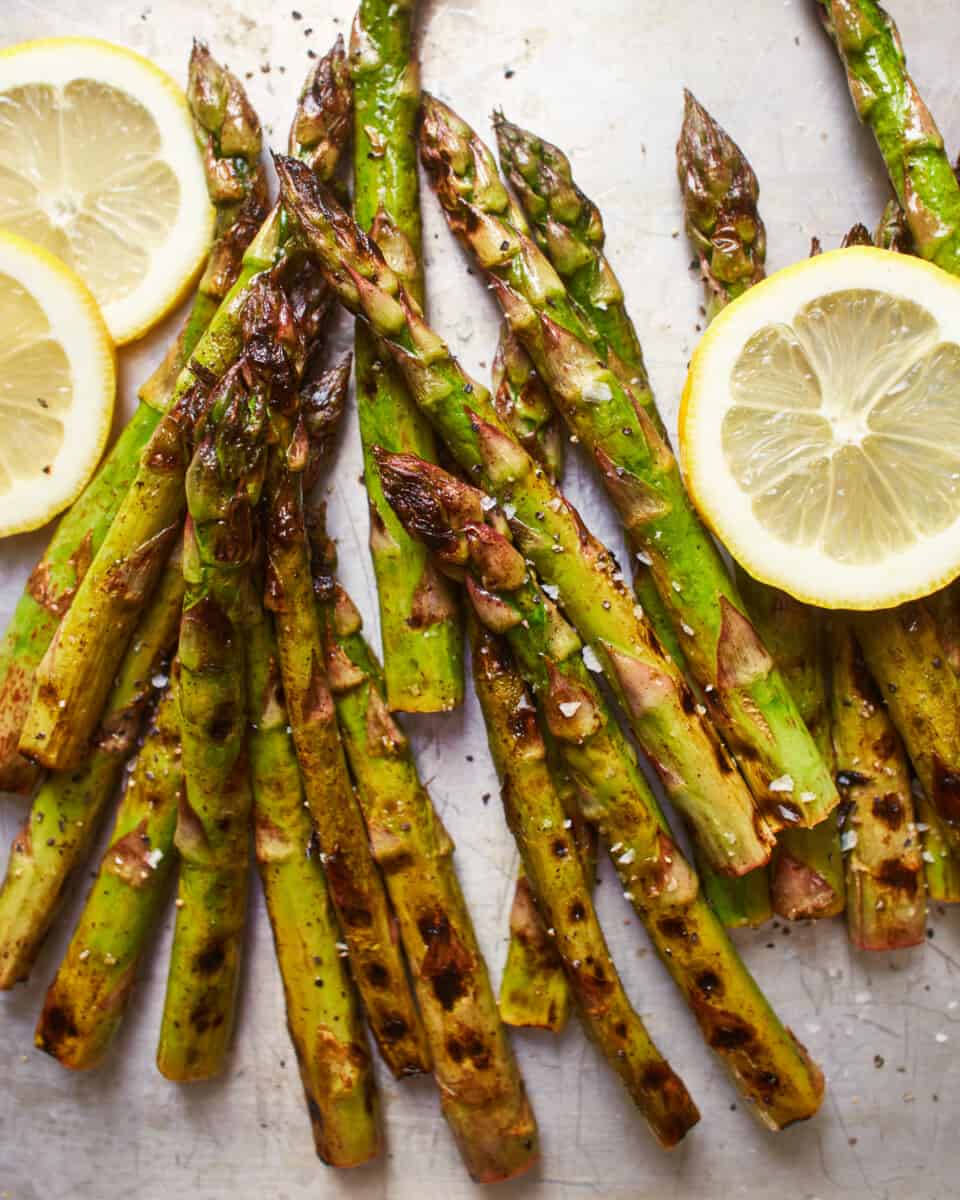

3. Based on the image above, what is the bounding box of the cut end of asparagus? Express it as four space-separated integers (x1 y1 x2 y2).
498 874 571 1033
771 851 843 921
447 1091 541 1185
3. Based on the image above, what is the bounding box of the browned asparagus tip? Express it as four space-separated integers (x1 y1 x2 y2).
289 34 352 170
841 222 873 248
373 449 486 550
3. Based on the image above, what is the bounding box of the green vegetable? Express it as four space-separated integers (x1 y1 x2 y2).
274 153 771 878
377 450 826 1130
36 677 182 1069
0 45 266 793
421 95 837 835
350 0 462 712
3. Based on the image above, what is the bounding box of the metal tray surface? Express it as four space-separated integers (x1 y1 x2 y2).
1 2 958 1197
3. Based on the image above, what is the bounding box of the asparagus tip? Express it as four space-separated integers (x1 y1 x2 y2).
289 34 352 169
841 222 873 248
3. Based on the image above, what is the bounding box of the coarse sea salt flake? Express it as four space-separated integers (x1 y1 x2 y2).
582 644 602 672
583 380 613 403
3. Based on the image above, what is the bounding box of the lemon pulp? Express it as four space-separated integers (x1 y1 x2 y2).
0 79 180 316
0 269 72 494
724 288 960 568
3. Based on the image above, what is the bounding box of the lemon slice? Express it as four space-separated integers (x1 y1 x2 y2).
0 229 115 537
680 246 960 610
0 37 214 344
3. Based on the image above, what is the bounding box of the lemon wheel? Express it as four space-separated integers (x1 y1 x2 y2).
0 229 115 537
0 37 214 344
680 246 960 610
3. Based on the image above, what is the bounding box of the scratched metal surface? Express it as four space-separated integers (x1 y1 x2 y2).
1 1 959 1197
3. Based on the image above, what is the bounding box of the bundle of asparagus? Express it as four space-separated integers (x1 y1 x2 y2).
0 43 268 989
12 0 960 1180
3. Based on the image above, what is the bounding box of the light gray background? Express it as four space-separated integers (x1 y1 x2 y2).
2 2 959 1197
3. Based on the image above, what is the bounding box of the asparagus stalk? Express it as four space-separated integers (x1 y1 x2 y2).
306 519 539 1182
266 364 429 1079
818 3 960 872
493 116 687 671
493 113 740 930
490 324 587 1029
853 603 960 866
817 0 960 272
378 452 825 1129
499 747 596 1032
35 675 182 1069
676 91 844 921
499 871 570 1032
245 567 382 1168
422 98 838 834
274 153 771 878
0 47 266 794
349 0 463 713
0 542 185 989
300 358 537 1174
492 321 565 484
493 114 660 425
830 623 925 949
17 41 352 772
740 577 844 920
469 615 699 1149
675 90 774 928
157 274 305 1082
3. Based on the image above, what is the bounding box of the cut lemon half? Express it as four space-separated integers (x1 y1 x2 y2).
680 246 960 610
0 37 214 344
0 229 115 537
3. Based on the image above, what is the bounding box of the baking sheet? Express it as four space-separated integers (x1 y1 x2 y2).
2 1 959 1197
